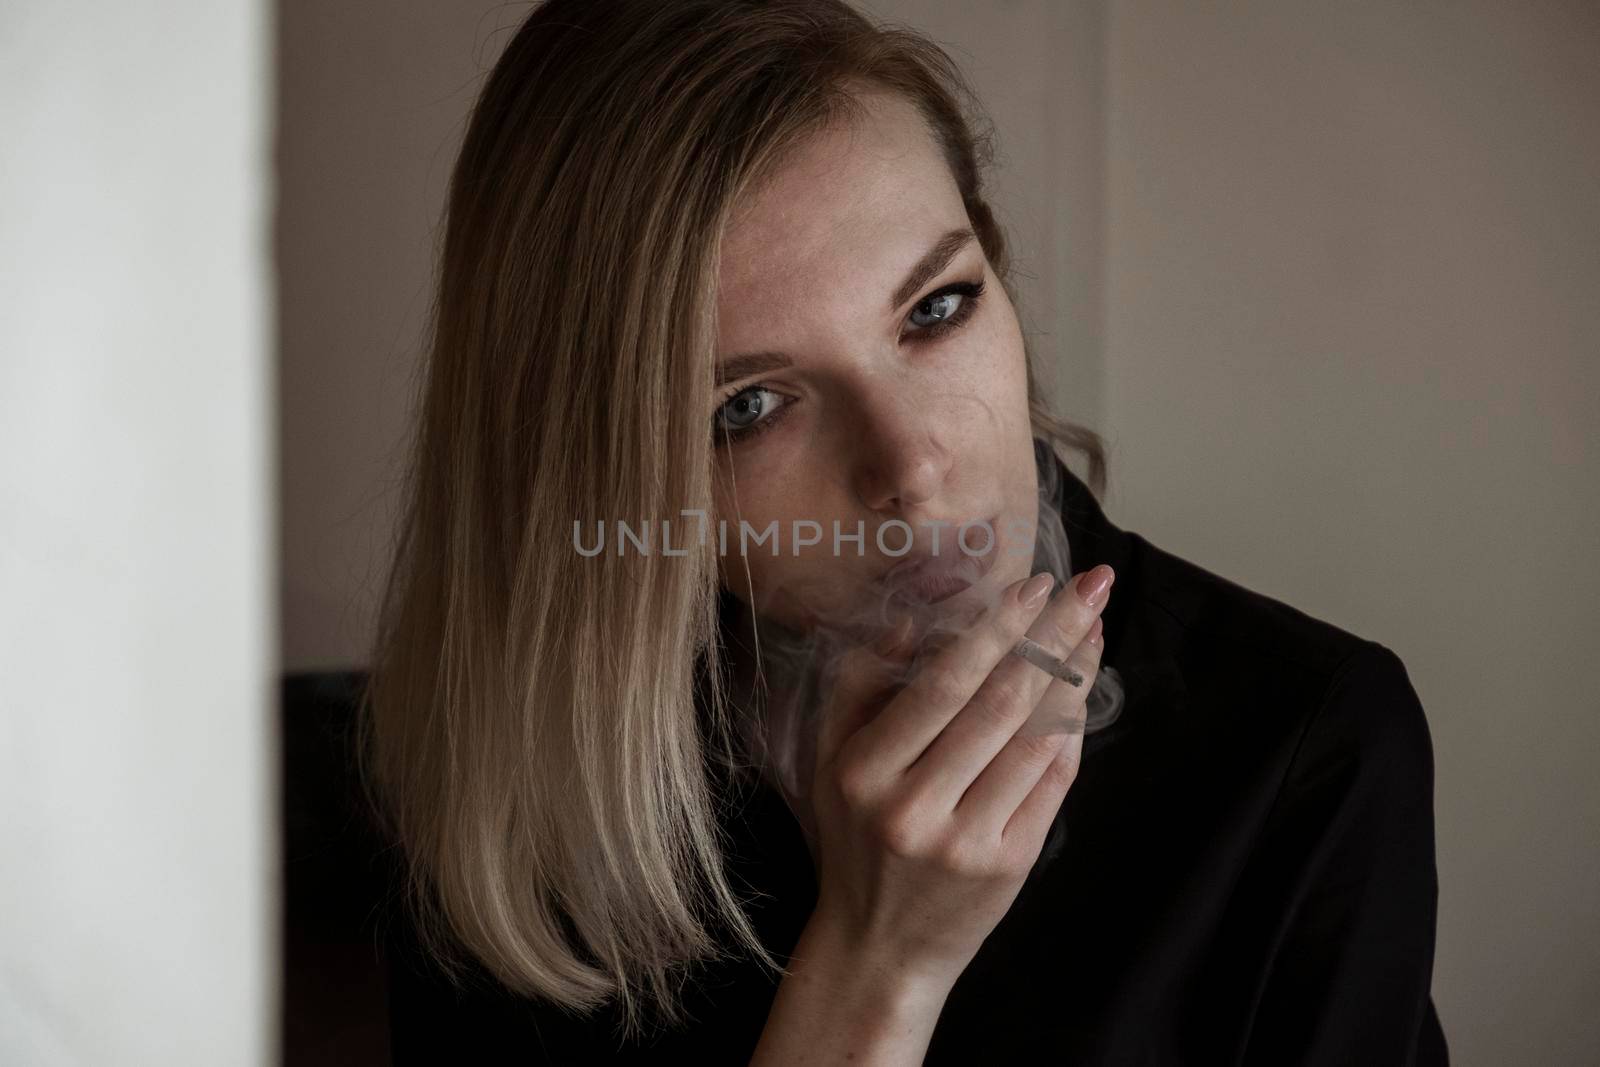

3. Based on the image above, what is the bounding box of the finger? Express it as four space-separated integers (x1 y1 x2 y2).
954 627 1102 837
1000 721 1086 862
844 571 1057 783
906 565 1113 810
1016 614 1103 738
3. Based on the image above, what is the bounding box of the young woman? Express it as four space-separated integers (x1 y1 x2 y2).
360 1 1447 1062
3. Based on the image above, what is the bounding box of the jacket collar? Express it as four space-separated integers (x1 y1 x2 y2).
1039 438 1187 754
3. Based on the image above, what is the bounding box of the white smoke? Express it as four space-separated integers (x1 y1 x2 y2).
725 441 1126 815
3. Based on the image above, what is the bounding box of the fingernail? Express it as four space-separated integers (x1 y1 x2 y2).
1086 617 1104 646
1019 571 1055 608
1076 564 1114 607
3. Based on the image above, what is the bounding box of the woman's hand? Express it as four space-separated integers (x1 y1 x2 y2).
805 565 1112 988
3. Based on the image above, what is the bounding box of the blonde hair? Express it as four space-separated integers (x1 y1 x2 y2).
359 0 1110 1040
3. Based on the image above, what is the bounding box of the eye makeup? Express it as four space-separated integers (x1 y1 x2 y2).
903 278 985 342
712 276 988 445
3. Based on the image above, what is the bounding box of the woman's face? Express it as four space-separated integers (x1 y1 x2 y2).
712 88 1041 639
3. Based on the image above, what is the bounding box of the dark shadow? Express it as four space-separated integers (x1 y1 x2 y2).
281 670 391 1065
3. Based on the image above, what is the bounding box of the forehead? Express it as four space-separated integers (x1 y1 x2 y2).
717 89 967 322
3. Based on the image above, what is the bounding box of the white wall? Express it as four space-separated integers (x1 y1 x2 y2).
1103 2 1600 1063
0 1 275 1064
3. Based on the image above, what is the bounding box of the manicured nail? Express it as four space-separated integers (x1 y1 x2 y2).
1075 564 1114 607
1019 571 1055 608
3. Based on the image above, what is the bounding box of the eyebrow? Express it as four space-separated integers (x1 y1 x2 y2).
715 226 978 389
888 226 976 314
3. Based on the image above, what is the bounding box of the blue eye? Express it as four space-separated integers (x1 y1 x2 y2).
905 279 985 337
712 277 986 446
713 385 789 443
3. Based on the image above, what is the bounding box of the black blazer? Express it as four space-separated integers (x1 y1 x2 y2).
371 447 1448 1065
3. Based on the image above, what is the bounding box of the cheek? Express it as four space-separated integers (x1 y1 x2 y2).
711 479 788 540
969 306 1038 544
969 277 1025 359
712 500 852 629
978 306 1031 398
938 297 1029 420
712 491 789 589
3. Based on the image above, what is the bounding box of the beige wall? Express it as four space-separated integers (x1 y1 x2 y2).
277 1 535 670
278 2 1599 1061
1102 3 1599 1062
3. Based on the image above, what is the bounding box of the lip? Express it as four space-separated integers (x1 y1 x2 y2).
878 515 1000 604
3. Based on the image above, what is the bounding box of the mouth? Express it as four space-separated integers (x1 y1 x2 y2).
876 514 1000 605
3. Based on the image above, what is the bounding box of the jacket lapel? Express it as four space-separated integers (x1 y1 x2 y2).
1041 439 1188 757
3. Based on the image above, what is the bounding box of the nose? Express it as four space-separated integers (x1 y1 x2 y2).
850 393 952 513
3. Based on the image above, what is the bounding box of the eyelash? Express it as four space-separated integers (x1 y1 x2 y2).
713 278 987 446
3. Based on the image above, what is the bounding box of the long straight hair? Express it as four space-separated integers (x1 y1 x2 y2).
359 0 1110 1040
